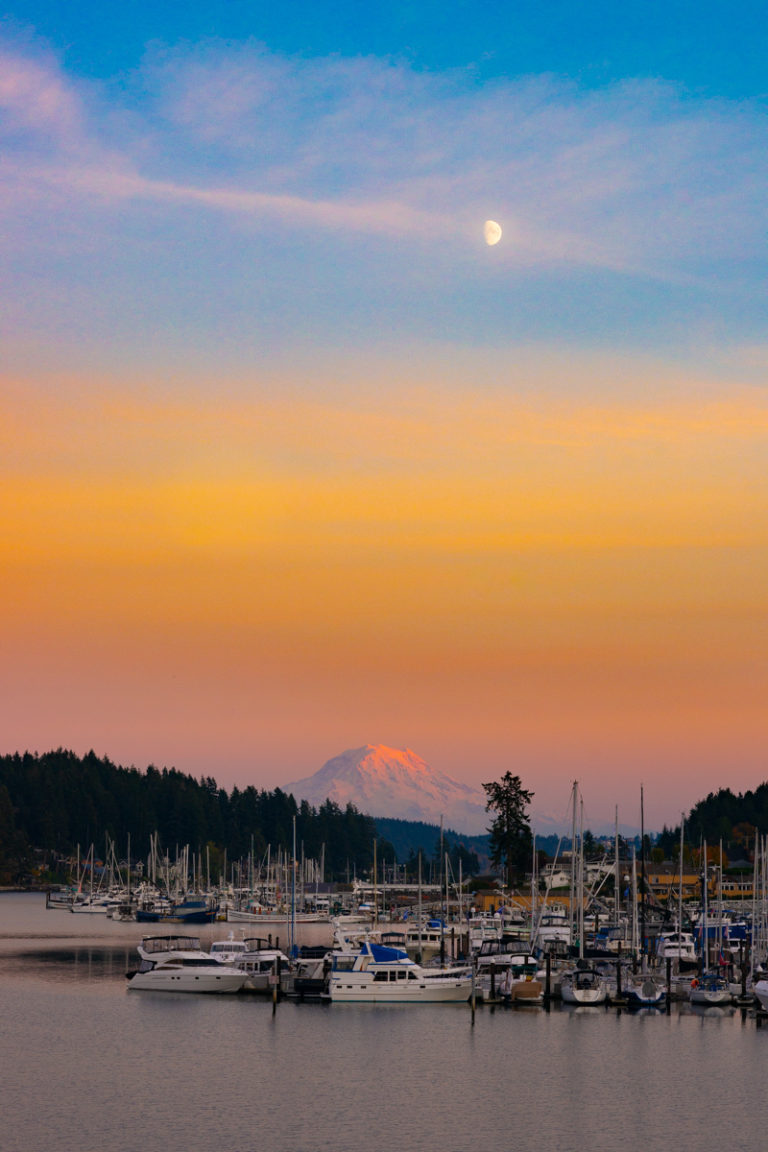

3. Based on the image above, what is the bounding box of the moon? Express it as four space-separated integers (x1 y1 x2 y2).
484 219 502 246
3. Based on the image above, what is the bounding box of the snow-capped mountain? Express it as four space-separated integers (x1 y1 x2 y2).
284 745 489 834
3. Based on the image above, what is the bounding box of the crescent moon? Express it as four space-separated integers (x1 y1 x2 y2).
484 220 502 246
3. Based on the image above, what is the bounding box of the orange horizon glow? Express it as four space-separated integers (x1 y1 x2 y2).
2 363 767 827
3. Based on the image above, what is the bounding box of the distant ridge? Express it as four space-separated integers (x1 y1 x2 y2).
285 744 489 834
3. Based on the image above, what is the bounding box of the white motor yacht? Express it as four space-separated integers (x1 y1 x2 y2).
209 934 249 965
328 940 472 1003
403 920 450 962
236 937 293 994
127 935 248 994
656 931 698 970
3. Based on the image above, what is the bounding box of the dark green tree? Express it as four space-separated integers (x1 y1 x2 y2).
482 772 533 880
448 841 480 877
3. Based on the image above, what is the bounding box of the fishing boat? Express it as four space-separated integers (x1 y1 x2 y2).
328 941 472 1003
227 905 330 924
126 935 247 993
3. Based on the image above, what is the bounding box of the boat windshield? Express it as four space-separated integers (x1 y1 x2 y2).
141 936 202 953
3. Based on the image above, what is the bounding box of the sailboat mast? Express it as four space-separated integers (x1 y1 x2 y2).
417 851 423 962
569 781 578 950
640 785 646 963
614 808 620 928
578 794 585 959
701 839 709 973
290 816 296 956
631 847 638 959
678 816 684 934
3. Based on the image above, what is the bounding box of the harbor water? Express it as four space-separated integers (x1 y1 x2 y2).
1 893 764 1152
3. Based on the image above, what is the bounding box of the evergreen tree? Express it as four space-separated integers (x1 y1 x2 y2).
482 772 533 880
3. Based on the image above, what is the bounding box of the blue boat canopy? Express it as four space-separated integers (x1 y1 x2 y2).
365 942 410 962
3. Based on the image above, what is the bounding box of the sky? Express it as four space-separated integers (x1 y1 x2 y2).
1 2 767 832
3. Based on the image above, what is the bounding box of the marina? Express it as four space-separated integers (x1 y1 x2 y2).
33 822 768 1012
4 890 768 1152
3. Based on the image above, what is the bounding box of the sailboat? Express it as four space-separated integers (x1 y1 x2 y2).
623 789 665 1008
688 840 732 1007
559 783 608 1006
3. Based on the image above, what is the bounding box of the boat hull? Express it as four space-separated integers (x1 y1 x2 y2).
560 968 608 1005
136 907 218 924
127 969 246 993
329 978 471 1003
227 910 329 924
689 975 733 1006
625 979 666 1008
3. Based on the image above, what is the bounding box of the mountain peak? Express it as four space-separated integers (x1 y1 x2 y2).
285 744 488 834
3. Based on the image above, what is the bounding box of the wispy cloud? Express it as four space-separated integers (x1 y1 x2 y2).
2 32 768 369
3 37 767 272
0 46 85 145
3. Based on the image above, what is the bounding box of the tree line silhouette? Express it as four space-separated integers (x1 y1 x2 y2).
656 781 768 861
0 748 394 884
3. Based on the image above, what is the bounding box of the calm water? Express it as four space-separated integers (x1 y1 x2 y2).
1 893 765 1152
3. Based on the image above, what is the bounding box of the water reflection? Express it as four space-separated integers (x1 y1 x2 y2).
6 944 135 983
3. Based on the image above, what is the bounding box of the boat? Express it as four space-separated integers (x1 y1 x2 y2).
497 953 544 1004
473 937 541 1002
126 935 248 993
45 886 82 909
136 896 218 924
688 971 733 1006
236 937 293 994
379 930 408 950
656 931 698 971
291 946 333 1000
403 920 449 962
624 975 666 1009
209 933 250 965
560 961 609 1005
68 895 115 914
227 902 330 924
328 941 472 1003
467 914 503 950
109 900 138 922
750 978 768 1012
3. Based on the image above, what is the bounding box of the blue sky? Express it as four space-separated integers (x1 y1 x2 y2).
6 1 768 99
2 3 768 378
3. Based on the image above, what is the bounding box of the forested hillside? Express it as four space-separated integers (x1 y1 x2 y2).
657 782 768 858
0 749 393 884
